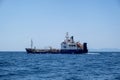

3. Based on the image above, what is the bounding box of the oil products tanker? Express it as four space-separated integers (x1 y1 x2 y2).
25 33 88 54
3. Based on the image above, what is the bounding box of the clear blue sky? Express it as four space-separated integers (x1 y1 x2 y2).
0 0 120 51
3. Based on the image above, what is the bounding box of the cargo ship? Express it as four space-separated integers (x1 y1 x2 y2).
25 33 88 54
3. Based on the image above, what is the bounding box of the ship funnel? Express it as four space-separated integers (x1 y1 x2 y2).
83 43 88 53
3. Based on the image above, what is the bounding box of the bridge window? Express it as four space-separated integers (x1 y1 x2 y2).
63 46 66 48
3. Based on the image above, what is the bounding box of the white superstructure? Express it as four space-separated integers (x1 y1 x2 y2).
61 32 83 50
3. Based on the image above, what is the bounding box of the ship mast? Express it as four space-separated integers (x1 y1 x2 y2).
65 32 69 42
31 39 33 49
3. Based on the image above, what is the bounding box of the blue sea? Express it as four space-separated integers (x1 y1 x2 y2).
0 52 120 80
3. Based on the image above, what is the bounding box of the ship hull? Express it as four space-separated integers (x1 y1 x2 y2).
26 48 88 54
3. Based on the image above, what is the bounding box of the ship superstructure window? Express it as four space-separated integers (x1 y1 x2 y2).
63 46 66 48
69 45 76 47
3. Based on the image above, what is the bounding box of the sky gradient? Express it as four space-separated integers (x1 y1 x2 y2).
0 0 120 51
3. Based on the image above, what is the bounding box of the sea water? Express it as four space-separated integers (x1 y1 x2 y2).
0 52 120 80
